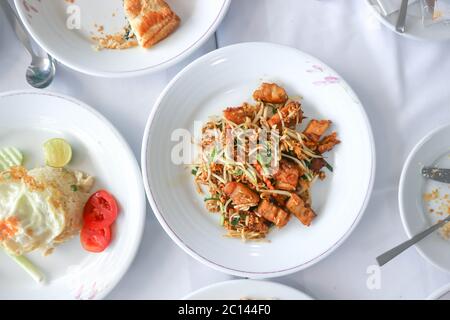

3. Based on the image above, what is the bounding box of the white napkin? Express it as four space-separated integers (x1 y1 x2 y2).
376 0 418 16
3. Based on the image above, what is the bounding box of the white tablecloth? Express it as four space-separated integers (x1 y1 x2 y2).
1 0 450 299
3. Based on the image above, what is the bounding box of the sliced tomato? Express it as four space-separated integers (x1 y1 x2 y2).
83 190 118 229
80 226 111 253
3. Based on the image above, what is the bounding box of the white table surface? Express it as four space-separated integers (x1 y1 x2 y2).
1 0 450 300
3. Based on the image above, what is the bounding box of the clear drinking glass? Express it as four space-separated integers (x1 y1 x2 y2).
420 0 450 26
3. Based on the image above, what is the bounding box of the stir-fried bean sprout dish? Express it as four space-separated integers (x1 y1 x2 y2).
191 83 340 240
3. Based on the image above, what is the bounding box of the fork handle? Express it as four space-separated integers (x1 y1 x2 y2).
376 217 450 266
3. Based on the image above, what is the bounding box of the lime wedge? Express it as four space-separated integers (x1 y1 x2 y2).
43 138 72 168
0 147 23 171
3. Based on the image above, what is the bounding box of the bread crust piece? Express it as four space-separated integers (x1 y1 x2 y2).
124 0 180 48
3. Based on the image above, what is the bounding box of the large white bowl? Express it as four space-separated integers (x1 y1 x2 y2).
399 124 450 273
0 91 145 299
14 0 230 77
142 42 376 278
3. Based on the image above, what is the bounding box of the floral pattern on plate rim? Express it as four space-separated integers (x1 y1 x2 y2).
20 0 40 21
306 61 360 104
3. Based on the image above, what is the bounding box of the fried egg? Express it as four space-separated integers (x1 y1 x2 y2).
0 166 94 256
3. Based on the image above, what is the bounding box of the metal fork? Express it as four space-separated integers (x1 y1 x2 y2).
377 215 450 266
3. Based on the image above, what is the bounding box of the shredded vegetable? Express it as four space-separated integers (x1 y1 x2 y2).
4 250 45 284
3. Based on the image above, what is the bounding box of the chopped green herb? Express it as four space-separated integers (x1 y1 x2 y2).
325 162 333 172
220 215 225 226
256 154 271 176
268 104 277 113
256 153 268 166
303 160 311 169
231 216 240 226
191 167 198 175
204 197 220 202
209 146 217 163
70 185 78 192
286 151 297 158
263 142 272 158
243 168 258 185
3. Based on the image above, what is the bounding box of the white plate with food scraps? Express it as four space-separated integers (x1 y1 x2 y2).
14 0 230 77
400 124 450 273
366 0 450 41
0 91 145 299
183 280 313 300
142 42 376 278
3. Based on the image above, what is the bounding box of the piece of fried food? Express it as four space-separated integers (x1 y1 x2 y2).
253 83 288 104
124 0 180 48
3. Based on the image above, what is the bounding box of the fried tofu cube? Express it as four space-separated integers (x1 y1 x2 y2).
318 132 340 154
273 159 300 191
285 193 316 226
246 212 269 234
256 199 289 227
224 182 260 206
223 103 255 125
304 120 331 142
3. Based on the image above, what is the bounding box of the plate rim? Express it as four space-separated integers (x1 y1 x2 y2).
427 283 450 300
182 279 313 300
13 0 231 78
399 123 450 274
141 42 376 278
0 90 146 299
365 0 450 42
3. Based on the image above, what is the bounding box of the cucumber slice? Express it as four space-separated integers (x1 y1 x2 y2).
0 147 23 171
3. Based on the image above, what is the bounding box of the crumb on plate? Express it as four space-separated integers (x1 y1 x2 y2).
91 26 138 50
425 188 450 239
424 188 440 202
441 221 450 239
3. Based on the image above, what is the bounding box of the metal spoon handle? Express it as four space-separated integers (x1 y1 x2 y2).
0 1 37 56
396 0 409 33
376 216 450 267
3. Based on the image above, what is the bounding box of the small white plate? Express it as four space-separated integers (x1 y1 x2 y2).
0 91 146 299
428 283 450 300
14 0 230 77
142 42 376 278
399 124 450 273
367 0 450 41
183 280 312 300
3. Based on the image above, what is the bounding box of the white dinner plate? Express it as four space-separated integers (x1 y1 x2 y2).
0 91 145 299
399 124 450 273
183 280 312 300
367 0 450 41
428 283 450 300
14 0 230 77
142 42 376 278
